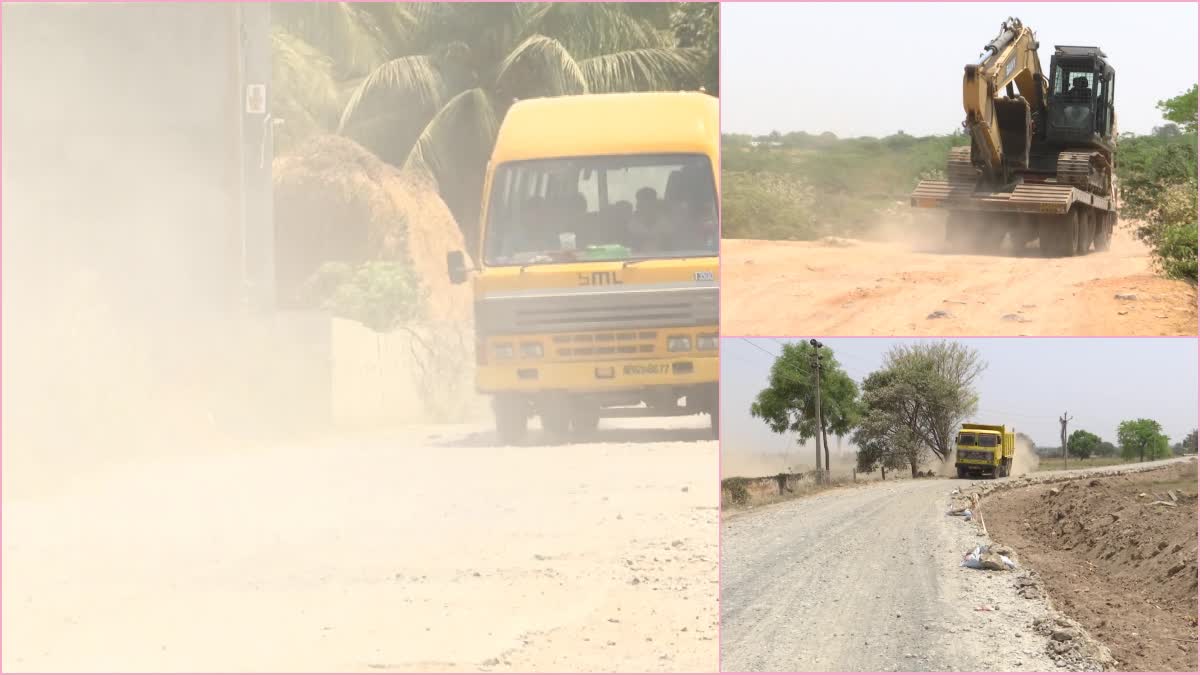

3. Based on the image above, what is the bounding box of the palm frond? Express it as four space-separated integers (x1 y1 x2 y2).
403 88 501 250
271 28 342 152
580 47 704 94
521 3 673 59
338 54 449 133
495 35 588 101
272 2 389 79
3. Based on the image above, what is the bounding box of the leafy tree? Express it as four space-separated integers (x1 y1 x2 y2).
1096 440 1119 458
852 420 913 477
1157 84 1198 133
853 341 985 475
1067 429 1102 460
1117 418 1171 463
854 371 932 478
1173 429 1198 456
750 342 862 474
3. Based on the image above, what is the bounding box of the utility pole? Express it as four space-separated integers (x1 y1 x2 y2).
810 339 826 483
1059 411 1073 470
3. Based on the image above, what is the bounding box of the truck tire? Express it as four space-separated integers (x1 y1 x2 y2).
1077 209 1095 255
956 466 967 479
494 396 529 445
571 409 600 436
1039 210 1079 258
540 410 571 437
1094 212 1115 251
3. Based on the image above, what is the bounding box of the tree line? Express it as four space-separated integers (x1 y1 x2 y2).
750 340 1193 478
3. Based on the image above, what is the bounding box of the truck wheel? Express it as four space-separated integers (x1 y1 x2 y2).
1094 212 1114 251
1077 209 1095 255
493 396 529 445
571 409 600 437
1039 211 1078 258
956 466 967 479
540 409 571 437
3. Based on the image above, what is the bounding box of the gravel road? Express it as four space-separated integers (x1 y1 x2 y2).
720 460 1188 672
3 419 717 672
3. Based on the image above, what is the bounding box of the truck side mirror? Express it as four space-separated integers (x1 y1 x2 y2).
447 250 468 285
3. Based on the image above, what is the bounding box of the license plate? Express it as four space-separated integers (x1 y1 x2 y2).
623 363 669 376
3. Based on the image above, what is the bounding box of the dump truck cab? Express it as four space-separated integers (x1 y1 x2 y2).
954 423 1016 479
1045 46 1116 150
448 91 719 444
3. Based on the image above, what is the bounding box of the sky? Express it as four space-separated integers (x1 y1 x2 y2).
721 337 1199 476
721 2 1199 137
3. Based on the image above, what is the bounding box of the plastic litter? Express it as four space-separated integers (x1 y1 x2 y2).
961 545 1018 571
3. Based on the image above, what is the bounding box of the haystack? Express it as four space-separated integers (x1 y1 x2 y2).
273 134 472 322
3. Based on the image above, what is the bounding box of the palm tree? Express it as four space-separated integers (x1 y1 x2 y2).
272 2 712 250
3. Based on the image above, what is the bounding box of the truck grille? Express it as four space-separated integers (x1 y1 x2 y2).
958 450 994 462
552 331 658 358
476 286 717 337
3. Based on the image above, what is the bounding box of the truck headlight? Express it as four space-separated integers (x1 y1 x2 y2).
520 342 543 358
697 334 719 351
495 343 514 359
667 335 691 352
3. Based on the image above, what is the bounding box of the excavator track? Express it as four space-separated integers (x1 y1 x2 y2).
946 146 979 185
1056 151 1110 195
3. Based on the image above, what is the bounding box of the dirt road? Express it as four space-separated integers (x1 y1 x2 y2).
2 420 717 672
721 227 1197 336
719 459 1188 672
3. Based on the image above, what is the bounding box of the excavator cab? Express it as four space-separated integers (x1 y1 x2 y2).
1045 46 1115 148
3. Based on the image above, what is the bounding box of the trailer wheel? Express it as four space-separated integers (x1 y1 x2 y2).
1077 209 1095 255
1039 210 1078 258
1094 212 1115 251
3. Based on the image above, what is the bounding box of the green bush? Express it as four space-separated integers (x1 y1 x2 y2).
1154 221 1198 283
302 260 427 331
721 131 968 240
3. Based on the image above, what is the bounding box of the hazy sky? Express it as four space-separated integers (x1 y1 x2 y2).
722 338 1199 473
721 2 1198 137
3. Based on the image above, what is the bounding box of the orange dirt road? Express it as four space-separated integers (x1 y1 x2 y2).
721 226 1196 336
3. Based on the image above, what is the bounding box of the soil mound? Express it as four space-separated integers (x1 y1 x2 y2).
273 135 471 321
985 461 1198 671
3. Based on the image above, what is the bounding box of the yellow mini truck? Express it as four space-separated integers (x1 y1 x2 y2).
447 91 719 443
954 423 1016 478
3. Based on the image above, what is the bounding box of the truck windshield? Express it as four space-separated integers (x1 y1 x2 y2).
956 433 976 446
483 153 718 266
976 434 999 447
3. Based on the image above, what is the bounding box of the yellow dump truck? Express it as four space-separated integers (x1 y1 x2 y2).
954 423 1016 478
447 91 719 443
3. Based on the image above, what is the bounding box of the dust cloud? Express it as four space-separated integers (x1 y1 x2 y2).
1 4 339 498
1010 434 1041 477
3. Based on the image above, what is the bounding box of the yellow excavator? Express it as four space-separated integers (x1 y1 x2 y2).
911 18 1117 256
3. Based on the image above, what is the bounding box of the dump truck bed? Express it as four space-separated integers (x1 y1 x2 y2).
911 180 1113 215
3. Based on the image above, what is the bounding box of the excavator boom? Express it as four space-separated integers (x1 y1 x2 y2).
962 18 1046 180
